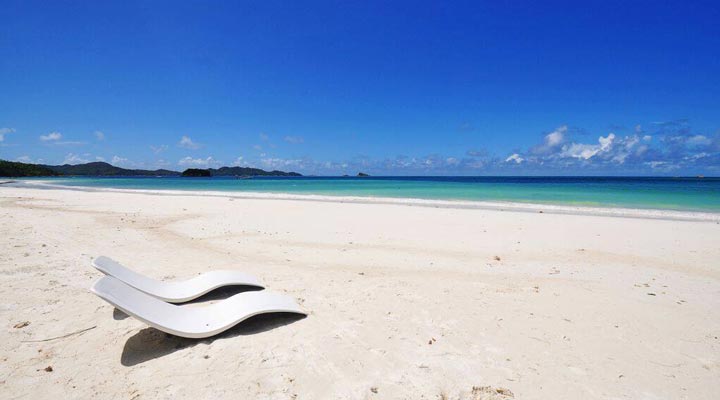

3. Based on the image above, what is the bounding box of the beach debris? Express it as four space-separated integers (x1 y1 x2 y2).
428 337 437 345
470 386 514 399
370 387 378 394
493 256 501 261
13 321 30 329
36 366 53 372
21 326 96 343
647 293 656 296
549 267 560 275
538 210 543 213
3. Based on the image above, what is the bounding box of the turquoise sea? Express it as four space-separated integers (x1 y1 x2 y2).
19 176 720 212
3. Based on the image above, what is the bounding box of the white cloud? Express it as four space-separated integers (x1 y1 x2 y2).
96 156 106 162
41 132 62 141
154 159 171 168
644 161 678 171
686 135 711 146
643 135 652 141
253 144 262 151
260 157 304 170
547 126 567 146
560 133 615 160
231 156 250 167
505 153 524 164
150 144 168 154
63 153 91 164
178 135 201 149
111 155 130 166
16 155 31 163
94 131 105 141
0 127 15 142
178 156 221 167
259 133 270 141
283 135 304 144
532 125 567 154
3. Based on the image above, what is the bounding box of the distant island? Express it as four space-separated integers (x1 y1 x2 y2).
181 168 212 177
0 160 302 178
357 172 370 177
206 166 302 177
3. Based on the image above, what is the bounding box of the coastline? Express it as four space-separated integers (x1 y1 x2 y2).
13 178 720 222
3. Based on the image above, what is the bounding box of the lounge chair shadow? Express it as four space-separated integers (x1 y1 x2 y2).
179 285 264 305
120 312 306 367
113 308 129 320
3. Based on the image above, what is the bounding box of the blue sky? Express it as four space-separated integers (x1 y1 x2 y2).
1 1 719 175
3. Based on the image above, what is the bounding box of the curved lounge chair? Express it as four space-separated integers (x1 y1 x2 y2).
92 256 263 303
91 276 305 338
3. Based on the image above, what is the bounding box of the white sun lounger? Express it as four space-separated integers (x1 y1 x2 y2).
91 275 305 338
92 256 263 303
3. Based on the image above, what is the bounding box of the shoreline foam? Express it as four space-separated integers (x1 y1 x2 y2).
11 179 720 222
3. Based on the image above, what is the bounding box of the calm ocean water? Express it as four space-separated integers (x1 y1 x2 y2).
22 176 720 212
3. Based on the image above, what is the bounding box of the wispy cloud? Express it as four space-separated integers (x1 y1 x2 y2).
111 155 131 167
458 122 480 132
231 156 250 167
40 132 62 141
178 156 221 168
94 131 105 141
283 135 304 144
505 153 524 164
63 153 91 164
178 135 201 150
150 144 168 154
38 131 85 146
0 127 15 142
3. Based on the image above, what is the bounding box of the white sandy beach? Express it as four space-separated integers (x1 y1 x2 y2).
1 185 719 399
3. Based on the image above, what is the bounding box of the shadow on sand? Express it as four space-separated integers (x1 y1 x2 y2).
120 312 305 366
116 283 304 367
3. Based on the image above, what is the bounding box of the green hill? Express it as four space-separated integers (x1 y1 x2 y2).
44 162 180 176
0 160 60 177
1 159 302 178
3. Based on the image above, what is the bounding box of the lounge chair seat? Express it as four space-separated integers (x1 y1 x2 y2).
91 275 305 338
92 256 263 303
